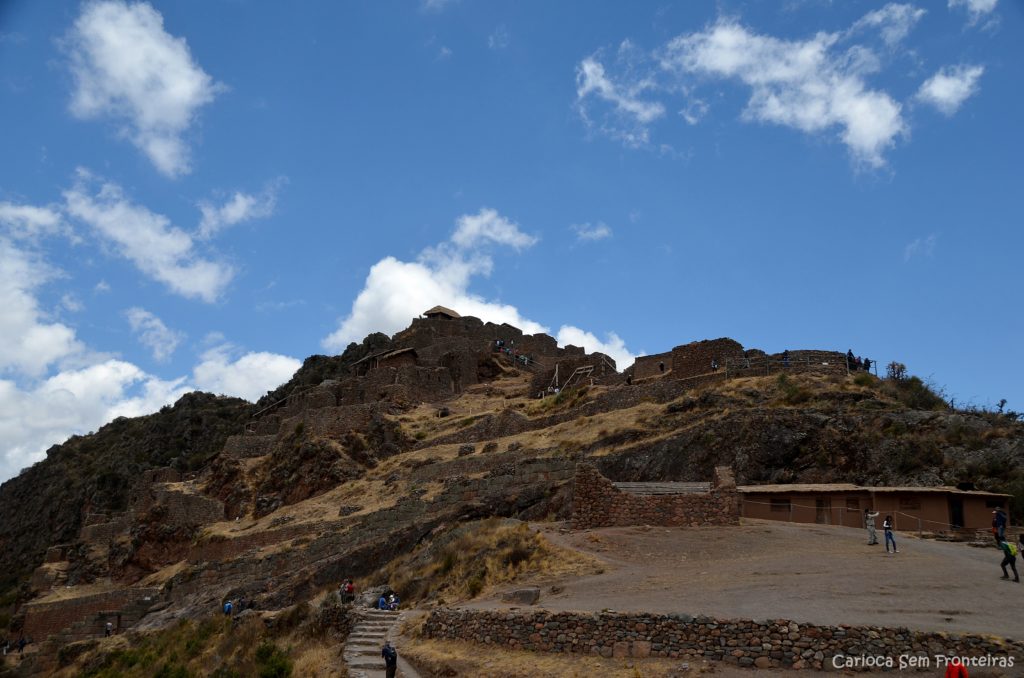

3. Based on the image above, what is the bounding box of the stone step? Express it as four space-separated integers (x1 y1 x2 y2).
347 657 389 669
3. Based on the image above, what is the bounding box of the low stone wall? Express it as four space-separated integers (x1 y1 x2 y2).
21 587 160 639
423 609 1024 672
571 464 738 530
131 485 225 527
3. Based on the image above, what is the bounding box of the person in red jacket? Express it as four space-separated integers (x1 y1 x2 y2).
945 658 969 677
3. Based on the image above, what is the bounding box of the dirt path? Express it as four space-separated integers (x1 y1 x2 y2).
465 520 1023 640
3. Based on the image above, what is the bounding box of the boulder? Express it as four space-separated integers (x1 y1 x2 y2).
501 587 540 606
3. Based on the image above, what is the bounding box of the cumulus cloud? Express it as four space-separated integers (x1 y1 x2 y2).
660 17 906 167
851 4 926 47
125 307 184 362
450 208 538 251
64 171 234 302
555 326 637 370
904 233 937 261
64 0 222 177
322 208 637 372
571 222 613 242
0 202 65 240
192 344 300 402
0 239 82 377
948 0 998 26
197 180 282 239
0 360 190 481
916 64 984 116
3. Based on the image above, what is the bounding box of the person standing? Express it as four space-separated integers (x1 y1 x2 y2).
993 507 1008 543
998 538 1019 582
381 640 398 678
864 509 879 545
104 621 113 637
883 515 898 553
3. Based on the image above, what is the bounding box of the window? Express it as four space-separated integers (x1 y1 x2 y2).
770 497 790 512
899 497 921 511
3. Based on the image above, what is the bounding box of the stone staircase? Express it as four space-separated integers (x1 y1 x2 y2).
342 609 403 678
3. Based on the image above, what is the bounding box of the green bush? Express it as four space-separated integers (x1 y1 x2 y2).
853 372 875 387
467 576 484 598
255 642 292 678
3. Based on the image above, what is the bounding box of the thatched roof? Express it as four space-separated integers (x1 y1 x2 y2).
423 305 461 319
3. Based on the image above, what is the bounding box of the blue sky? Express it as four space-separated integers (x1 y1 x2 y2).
0 0 1021 481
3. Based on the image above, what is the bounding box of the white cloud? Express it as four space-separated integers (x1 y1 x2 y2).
576 49 666 147
852 4 926 47
0 360 190 482
192 344 300 402
126 307 184 362
0 202 65 240
904 233 937 261
555 326 637 370
660 17 906 167
61 294 84 313
437 45 453 60
451 208 538 251
571 222 613 242
94 280 111 293
0 239 82 377
488 25 510 50
197 180 281 239
422 0 458 11
64 0 222 177
322 208 638 378
916 64 984 116
948 0 998 25
680 99 709 125
64 171 234 302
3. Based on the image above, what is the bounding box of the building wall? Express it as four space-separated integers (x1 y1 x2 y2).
741 490 1004 531
21 587 160 639
571 464 738 530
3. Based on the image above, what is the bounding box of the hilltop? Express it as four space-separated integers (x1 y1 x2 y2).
1 312 1022 675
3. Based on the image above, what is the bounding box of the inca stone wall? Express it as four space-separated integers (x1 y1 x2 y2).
570 464 738 530
422 609 1024 672
633 352 672 380
20 587 160 639
671 338 745 381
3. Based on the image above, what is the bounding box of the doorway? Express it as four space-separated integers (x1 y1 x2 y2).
815 498 831 524
949 498 964 529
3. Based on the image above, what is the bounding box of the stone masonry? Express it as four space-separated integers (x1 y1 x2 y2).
423 609 1024 672
571 464 738 530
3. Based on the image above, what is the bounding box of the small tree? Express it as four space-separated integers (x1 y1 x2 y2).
886 361 907 381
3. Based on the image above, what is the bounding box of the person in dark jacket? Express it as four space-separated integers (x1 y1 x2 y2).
381 640 398 678
883 515 898 554
993 507 1008 543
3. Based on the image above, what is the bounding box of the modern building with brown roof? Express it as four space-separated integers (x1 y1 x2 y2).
738 483 1009 532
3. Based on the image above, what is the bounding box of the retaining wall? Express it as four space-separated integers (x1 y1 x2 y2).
20 587 160 639
422 609 1024 671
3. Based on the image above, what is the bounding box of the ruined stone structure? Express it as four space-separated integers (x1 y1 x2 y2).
671 338 746 381
570 464 738 530
423 609 1023 671
632 352 672 380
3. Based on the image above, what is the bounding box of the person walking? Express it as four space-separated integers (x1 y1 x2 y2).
381 640 398 678
998 538 1019 582
104 621 113 637
864 509 879 545
883 515 898 553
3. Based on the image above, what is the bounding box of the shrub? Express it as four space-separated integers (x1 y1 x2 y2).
255 642 292 678
853 372 875 387
467 576 484 598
